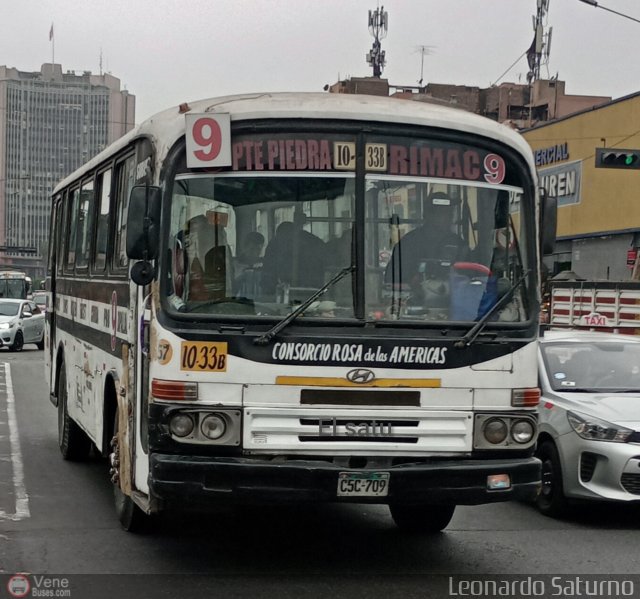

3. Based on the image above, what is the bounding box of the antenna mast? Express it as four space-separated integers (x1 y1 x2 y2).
416 45 435 86
527 0 552 83
366 6 388 78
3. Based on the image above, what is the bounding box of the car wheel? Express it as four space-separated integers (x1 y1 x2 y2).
10 331 23 352
36 332 44 350
536 440 568 517
389 503 456 532
110 408 149 532
57 362 91 460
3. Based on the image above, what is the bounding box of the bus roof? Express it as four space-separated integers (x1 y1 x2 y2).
54 92 536 193
0 271 27 279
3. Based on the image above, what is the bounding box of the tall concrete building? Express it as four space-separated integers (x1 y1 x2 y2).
0 63 135 280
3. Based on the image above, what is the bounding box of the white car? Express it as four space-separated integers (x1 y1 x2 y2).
0 298 45 351
536 329 640 516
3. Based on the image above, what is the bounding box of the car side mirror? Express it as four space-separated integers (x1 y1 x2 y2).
22 311 32 318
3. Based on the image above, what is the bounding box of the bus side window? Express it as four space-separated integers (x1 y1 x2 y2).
75 179 95 270
113 155 136 270
48 196 61 275
93 169 112 272
65 187 81 272
56 193 67 276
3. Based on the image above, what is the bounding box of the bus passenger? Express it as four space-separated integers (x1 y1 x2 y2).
261 216 327 297
234 231 265 298
186 214 234 301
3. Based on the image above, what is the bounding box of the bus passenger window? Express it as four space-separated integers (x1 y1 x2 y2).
114 155 136 269
75 179 95 269
65 188 81 271
94 169 112 272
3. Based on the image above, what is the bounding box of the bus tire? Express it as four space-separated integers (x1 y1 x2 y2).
110 409 149 532
535 440 568 518
57 363 91 460
389 503 455 532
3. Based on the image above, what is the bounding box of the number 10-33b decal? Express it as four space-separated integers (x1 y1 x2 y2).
180 341 228 372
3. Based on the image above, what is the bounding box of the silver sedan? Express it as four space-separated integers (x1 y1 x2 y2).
536 329 640 516
0 298 45 351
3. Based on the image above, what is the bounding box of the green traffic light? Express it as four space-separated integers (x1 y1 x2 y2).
626 154 637 166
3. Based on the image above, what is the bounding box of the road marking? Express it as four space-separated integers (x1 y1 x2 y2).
0 362 30 521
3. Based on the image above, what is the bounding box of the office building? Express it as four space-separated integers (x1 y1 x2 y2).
0 63 135 280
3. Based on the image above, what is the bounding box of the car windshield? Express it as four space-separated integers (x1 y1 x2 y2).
0 302 20 316
542 340 640 391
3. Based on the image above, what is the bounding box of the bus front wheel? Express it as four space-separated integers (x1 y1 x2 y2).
389 503 456 532
110 408 149 532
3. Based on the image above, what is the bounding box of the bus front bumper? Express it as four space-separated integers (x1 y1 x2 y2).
149 454 541 507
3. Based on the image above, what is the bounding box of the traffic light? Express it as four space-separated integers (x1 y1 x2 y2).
595 147 640 169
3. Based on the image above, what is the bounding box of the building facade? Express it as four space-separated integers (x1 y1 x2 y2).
0 63 135 280
329 76 611 129
522 92 640 281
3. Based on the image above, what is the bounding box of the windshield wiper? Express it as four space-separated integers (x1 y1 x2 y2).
253 265 355 346
454 269 530 349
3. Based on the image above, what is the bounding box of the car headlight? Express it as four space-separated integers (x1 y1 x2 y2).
567 411 633 442
0 322 12 330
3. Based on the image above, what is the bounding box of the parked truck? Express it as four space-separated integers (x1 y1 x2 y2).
548 279 640 334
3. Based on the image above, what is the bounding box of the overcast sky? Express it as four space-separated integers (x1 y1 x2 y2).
4 0 640 124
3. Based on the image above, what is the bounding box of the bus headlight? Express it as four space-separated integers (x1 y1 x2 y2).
511 419 535 444
169 413 195 437
483 418 508 444
474 413 537 449
201 414 227 440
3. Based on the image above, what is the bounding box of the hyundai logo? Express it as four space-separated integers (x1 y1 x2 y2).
346 368 376 384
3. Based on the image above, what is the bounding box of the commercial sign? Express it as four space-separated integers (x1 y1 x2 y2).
538 160 582 207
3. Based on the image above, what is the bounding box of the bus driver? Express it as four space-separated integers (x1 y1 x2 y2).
385 192 468 308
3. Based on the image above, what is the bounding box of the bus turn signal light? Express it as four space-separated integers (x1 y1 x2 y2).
151 379 198 401
511 388 540 407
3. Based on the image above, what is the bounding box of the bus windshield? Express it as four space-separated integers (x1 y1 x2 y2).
0 278 28 299
166 173 527 324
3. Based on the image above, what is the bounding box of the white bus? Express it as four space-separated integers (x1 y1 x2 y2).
45 92 556 532
0 270 32 299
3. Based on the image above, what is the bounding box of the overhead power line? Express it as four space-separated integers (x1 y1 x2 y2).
577 0 640 24
491 51 528 87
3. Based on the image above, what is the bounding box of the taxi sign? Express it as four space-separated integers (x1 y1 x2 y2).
185 113 232 168
579 312 609 327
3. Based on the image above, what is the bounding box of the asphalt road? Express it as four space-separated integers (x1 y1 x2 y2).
1 349 640 598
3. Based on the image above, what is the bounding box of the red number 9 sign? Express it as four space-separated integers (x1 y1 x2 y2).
185 113 232 168
483 153 506 184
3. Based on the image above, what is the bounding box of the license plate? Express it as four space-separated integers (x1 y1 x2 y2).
337 472 390 497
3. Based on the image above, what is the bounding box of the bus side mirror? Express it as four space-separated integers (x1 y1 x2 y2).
126 185 161 261
540 189 557 256
127 185 162 286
